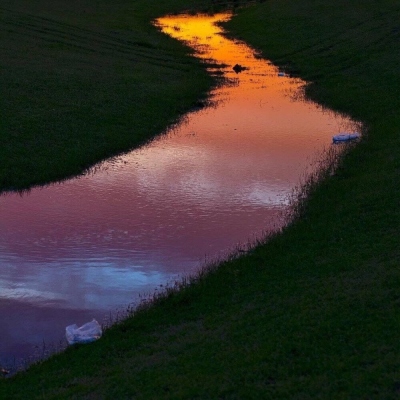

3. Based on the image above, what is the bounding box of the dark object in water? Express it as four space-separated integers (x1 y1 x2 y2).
1 368 10 376
233 63 248 73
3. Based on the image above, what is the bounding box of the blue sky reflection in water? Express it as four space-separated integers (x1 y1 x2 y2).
0 13 357 363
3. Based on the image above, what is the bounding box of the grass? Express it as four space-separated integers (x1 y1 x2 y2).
1 0 400 398
0 0 221 191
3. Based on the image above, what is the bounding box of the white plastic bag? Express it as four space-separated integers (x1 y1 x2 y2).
65 319 102 345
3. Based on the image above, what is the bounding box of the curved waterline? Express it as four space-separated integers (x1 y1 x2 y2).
0 13 357 365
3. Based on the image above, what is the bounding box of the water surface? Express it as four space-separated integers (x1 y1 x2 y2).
0 13 356 364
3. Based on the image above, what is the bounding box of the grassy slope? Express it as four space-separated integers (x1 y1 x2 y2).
2 0 400 398
0 0 216 191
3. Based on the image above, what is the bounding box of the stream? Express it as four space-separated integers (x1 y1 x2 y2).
0 13 357 366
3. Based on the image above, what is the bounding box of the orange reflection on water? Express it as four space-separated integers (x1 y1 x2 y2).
156 13 304 101
154 13 350 170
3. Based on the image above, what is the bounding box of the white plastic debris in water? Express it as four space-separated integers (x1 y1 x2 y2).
332 132 360 143
65 319 102 345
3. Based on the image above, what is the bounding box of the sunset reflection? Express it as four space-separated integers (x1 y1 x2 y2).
156 13 304 101
0 13 356 362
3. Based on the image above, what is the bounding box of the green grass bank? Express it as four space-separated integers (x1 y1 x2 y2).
2 0 400 398
0 0 219 191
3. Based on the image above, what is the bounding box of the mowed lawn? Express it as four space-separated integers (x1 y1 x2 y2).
0 0 214 190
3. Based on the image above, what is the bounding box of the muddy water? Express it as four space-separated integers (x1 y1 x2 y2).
0 13 356 364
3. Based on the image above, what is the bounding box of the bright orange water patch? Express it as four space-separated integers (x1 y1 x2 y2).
154 13 355 184
156 13 305 104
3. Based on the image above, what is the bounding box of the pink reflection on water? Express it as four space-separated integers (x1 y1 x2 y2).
0 13 357 363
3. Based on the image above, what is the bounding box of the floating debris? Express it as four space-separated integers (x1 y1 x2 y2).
66 319 102 345
332 133 360 143
233 63 248 73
